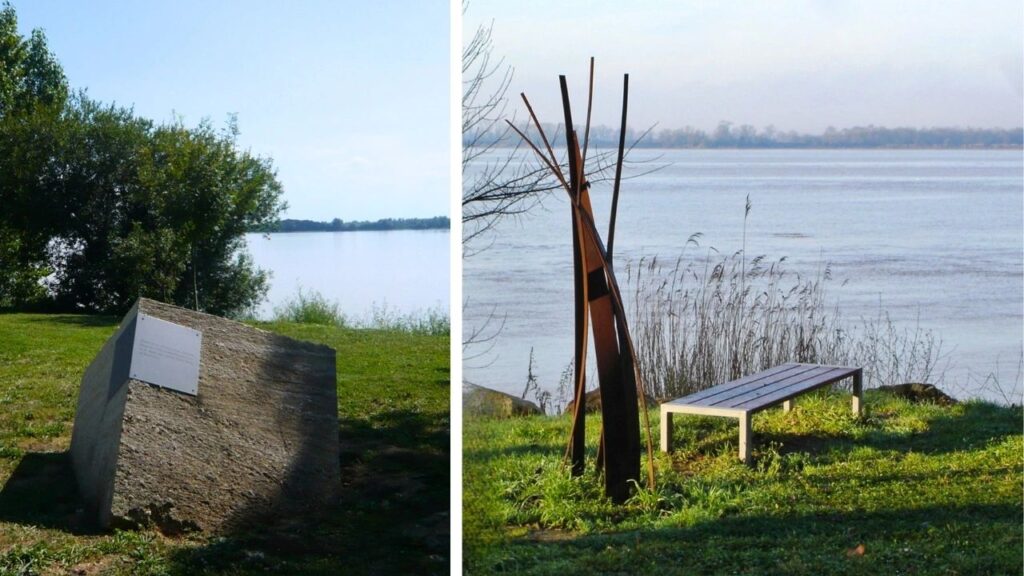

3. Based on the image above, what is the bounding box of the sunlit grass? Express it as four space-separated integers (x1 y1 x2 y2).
464 393 1023 575
0 312 449 575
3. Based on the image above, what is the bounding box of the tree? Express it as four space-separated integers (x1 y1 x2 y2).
461 7 656 253
0 4 66 116
32 101 285 315
0 3 68 307
0 4 284 315
461 15 555 251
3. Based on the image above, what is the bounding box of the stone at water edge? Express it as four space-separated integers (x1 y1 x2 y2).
463 383 542 417
69 298 340 533
876 383 958 406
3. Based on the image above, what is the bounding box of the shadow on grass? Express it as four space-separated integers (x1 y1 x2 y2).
164 324 449 575
0 415 449 574
462 437 563 462
0 310 449 575
0 451 100 535
19 314 119 328
755 401 1022 461
469 503 1023 575
165 407 450 575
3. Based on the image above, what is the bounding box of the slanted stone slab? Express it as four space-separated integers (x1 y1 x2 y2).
69 298 340 532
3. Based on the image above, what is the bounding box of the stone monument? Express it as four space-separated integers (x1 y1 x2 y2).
69 298 340 532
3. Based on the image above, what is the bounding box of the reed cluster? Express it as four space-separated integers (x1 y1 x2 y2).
626 248 944 399
271 289 450 335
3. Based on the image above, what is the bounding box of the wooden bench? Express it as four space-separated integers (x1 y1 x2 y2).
660 363 863 464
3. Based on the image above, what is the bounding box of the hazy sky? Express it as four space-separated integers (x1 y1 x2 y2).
12 1 449 220
465 0 1023 133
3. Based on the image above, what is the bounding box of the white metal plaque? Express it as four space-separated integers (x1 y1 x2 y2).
129 313 202 396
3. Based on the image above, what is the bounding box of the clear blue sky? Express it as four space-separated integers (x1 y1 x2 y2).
12 1 449 220
466 0 1023 133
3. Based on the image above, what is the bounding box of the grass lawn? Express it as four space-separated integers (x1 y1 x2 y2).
0 313 449 575
464 391 1023 575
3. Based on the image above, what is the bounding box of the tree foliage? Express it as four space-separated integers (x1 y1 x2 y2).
0 3 68 305
0 4 66 116
0 4 284 315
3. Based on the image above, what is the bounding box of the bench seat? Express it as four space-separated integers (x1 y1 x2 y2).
660 363 863 463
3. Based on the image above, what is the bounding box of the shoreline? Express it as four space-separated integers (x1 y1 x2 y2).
247 227 450 234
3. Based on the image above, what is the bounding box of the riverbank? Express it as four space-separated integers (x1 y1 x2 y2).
464 391 1022 574
0 313 449 575
250 216 449 234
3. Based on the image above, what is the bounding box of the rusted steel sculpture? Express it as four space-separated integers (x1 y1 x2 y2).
507 59 655 503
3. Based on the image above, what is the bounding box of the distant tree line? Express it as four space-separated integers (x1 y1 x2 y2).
467 121 1023 149
253 216 450 233
0 5 284 315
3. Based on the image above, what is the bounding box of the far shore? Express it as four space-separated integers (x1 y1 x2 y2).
249 215 450 234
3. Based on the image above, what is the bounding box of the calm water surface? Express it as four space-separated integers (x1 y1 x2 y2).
246 229 449 320
464 149 1023 402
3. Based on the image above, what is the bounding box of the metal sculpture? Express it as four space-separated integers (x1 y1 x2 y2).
507 59 655 503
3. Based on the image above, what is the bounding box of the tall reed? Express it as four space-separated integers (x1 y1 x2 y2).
271 289 449 335
626 248 944 399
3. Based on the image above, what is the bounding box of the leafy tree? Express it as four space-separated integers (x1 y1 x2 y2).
0 3 68 307
35 101 285 315
135 117 284 315
0 4 284 315
0 3 66 116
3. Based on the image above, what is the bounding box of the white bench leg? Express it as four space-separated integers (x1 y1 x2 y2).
852 369 863 416
660 407 673 452
782 399 793 413
738 411 752 465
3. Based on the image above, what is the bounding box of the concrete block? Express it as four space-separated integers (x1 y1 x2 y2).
69 298 340 532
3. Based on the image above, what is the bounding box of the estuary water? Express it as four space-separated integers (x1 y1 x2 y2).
245 229 449 321
463 149 1023 403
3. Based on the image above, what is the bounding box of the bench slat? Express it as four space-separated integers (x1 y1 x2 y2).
665 363 860 412
690 364 825 408
709 365 848 408
666 363 802 406
734 367 855 411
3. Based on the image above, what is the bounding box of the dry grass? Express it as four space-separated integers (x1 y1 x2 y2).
627 245 944 399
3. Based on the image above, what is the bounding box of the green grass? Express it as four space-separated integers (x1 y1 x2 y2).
0 313 449 575
269 289 450 336
271 288 348 326
464 391 1023 575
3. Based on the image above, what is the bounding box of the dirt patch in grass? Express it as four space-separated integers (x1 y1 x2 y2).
525 529 577 543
